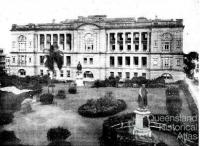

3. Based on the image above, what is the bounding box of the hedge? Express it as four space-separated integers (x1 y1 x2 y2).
56 90 66 99
47 127 71 141
78 92 126 117
40 93 54 104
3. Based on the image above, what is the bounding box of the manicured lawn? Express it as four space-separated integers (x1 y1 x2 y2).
3 84 192 146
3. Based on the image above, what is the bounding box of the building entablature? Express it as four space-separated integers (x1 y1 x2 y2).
11 15 184 32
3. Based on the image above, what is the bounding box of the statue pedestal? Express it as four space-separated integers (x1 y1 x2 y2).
132 108 152 137
75 72 84 87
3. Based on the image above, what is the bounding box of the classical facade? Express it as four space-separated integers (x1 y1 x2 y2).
9 15 185 81
0 48 6 72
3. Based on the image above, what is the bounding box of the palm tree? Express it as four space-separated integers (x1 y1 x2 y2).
44 44 63 93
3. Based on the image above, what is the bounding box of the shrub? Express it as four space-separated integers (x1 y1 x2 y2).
56 90 66 99
78 91 126 117
40 93 54 104
0 130 20 144
132 76 148 85
92 80 106 88
166 86 179 97
68 87 77 94
0 112 14 125
47 127 71 141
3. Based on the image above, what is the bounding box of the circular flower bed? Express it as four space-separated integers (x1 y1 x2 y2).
78 92 126 117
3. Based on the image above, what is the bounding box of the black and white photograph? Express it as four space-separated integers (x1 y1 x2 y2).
0 0 199 145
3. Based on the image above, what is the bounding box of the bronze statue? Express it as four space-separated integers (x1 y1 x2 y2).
77 61 82 71
138 84 148 109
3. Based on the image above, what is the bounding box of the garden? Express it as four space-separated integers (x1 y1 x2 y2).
0 74 198 146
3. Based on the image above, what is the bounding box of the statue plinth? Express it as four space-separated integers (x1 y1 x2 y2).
75 71 84 86
132 108 152 137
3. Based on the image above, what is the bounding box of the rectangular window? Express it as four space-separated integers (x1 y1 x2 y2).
163 42 170 51
164 58 169 67
29 57 31 63
118 72 122 78
60 70 64 77
40 34 44 50
154 40 158 47
142 57 147 66
125 57 130 66
90 58 93 64
119 45 123 51
40 69 43 76
126 72 130 79
67 70 70 77
127 45 131 51
40 56 44 65
66 56 71 66
142 73 146 78
111 45 115 51
84 58 87 64
134 72 138 77
12 57 15 63
143 44 147 51
110 72 114 77
110 56 115 67
118 56 123 66
135 44 139 51
12 41 16 48
133 57 139 65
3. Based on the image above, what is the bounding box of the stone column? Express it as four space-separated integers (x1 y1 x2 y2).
64 33 66 50
107 33 110 52
139 32 142 52
115 32 117 51
38 34 40 50
123 32 125 52
51 34 53 46
44 34 46 49
57 33 60 49
131 32 133 52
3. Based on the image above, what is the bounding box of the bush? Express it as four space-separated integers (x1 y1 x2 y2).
157 142 168 146
47 127 71 141
68 87 77 94
0 130 20 144
78 91 126 117
48 140 71 146
132 76 148 85
40 93 54 104
0 112 14 125
56 90 66 99
92 80 106 88
166 86 179 97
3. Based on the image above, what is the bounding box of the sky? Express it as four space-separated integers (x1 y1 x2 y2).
0 0 200 54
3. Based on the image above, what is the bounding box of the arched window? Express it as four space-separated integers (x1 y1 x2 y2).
18 35 27 51
161 73 173 79
84 33 94 52
161 33 173 52
18 69 26 76
83 71 94 78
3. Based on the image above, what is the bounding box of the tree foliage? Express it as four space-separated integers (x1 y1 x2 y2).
44 45 64 73
183 51 199 77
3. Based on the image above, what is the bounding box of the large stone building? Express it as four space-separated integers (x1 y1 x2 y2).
9 15 185 81
0 48 6 72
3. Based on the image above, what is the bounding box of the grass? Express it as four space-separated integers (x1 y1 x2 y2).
2 84 192 146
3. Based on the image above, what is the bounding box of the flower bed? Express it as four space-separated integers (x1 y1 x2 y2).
78 92 126 117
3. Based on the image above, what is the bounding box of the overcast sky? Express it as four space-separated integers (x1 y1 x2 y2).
0 0 200 54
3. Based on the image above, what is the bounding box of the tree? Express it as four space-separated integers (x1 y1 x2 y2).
183 51 199 78
44 44 63 92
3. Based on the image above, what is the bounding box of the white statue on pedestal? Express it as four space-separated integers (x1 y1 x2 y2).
132 84 152 137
